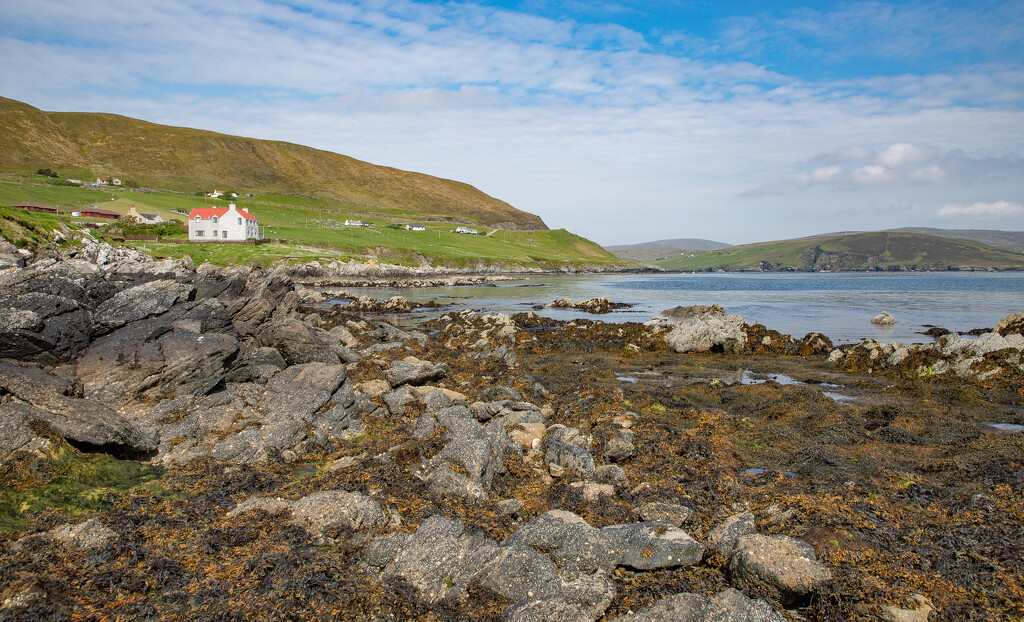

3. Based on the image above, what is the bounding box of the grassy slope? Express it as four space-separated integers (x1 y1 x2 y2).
0 176 621 269
655 231 1024 271
0 96 545 229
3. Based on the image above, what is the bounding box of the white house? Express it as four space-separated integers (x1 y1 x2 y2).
404 224 426 231
345 219 371 227
206 189 224 198
97 177 122 186
454 226 478 235
187 203 260 241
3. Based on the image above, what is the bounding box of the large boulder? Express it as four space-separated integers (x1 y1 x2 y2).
707 511 757 561
608 588 784 622
601 521 705 571
728 534 832 606
647 305 748 354
93 279 195 332
0 361 157 457
78 319 239 407
257 317 340 365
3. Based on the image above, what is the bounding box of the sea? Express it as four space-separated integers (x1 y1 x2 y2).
328 272 1024 344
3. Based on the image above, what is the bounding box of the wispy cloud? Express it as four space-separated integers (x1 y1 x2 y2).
1 0 1022 243
938 200 1024 217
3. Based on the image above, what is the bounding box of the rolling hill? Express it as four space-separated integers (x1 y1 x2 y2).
606 238 731 262
0 96 545 230
654 231 1024 272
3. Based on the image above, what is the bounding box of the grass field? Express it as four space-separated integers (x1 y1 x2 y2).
0 174 623 269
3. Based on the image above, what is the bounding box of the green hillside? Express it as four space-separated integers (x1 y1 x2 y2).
655 231 1024 272
0 174 620 269
0 96 545 230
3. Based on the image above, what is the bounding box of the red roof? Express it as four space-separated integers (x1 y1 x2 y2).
188 206 256 221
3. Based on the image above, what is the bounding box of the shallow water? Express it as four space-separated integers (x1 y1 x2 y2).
328 272 1024 344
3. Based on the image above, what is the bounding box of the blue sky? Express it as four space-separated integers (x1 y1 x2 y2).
2 0 1022 244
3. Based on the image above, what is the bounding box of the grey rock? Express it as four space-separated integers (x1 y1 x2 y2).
638 502 693 528
545 440 595 475
647 304 748 354
478 544 563 603
262 362 346 423
47 518 117 551
604 428 635 462
227 496 292 517
383 515 499 604
593 464 628 487
546 424 592 450
496 498 525 516
385 357 449 388
481 385 523 402
609 588 784 622
383 385 420 417
290 490 390 538
93 279 195 331
78 321 239 407
601 521 705 570
258 317 340 365
0 362 157 456
728 534 832 606
708 511 757 560
362 531 412 569
506 510 624 573
501 599 592 622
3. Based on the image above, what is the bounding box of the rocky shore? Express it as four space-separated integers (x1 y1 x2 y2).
1 241 1022 621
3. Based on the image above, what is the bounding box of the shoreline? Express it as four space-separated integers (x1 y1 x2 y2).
0 242 1022 620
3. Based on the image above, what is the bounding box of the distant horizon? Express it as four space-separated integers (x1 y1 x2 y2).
2 1 1022 245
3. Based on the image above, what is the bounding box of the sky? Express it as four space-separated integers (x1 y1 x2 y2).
1 0 1023 245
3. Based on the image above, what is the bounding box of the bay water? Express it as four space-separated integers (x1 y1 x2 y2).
330 272 1024 344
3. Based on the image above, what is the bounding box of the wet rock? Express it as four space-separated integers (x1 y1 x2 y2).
995 312 1024 336
871 312 896 326
728 534 831 606
638 502 692 527
593 464 628 487
707 511 757 560
647 304 747 354
545 297 626 314
601 521 705 570
603 428 635 462
496 499 525 517
383 385 420 416
479 544 563 603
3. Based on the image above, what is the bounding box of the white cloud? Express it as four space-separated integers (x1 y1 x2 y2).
877 142 934 168
938 201 1024 217
907 164 946 182
811 165 842 182
852 165 894 184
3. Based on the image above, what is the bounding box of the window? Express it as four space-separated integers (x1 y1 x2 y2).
222 231 227 238
212 216 218 223
195 230 204 237
194 216 200 222
238 218 242 225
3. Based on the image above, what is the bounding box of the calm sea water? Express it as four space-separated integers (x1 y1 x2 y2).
330 272 1024 344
